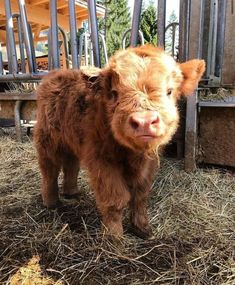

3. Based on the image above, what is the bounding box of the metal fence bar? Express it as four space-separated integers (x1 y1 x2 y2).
58 27 70 69
84 32 89 65
18 0 37 73
49 0 60 69
122 29 144 49
207 0 218 77
179 0 190 61
215 0 227 77
4 0 18 74
99 33 108 64
0 47 3 75
0 72 46 82
130 0 143 47
165 22 179 57
79 33 84 67
87 0 101 67
157 0 166 48
68 0 79 69
13 14 26 73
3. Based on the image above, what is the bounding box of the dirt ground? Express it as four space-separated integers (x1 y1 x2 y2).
0 128 234 285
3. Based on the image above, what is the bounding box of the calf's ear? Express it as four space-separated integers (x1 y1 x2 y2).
80 66 102 89
180 59 205 95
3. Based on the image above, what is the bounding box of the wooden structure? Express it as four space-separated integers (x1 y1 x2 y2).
0 0 105 45
183 0 235 170
0 0 105 141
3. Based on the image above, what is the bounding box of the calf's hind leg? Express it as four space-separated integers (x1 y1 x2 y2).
61 152 80 198
38 155 61 208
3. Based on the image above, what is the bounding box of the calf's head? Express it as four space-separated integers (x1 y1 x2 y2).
96 45 205 156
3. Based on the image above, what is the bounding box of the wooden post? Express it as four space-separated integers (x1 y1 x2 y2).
184 0 204 172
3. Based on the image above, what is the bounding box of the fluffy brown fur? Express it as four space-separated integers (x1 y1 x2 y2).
34 45 205 239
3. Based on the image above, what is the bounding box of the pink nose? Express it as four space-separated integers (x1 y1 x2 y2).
129 111 160 131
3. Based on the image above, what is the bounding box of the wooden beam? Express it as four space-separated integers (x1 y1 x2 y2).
33 24 42 42
0 30 6 43
29 0 49 6
0 30 19 45
57 0 69 10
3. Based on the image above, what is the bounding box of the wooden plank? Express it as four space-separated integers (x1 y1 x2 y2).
184 0 204 172
0 100 37 121
33 24 42 42
199 102 235 107
29 0 50 6
221 0 235 86
0 92 37 100
199 107 235 167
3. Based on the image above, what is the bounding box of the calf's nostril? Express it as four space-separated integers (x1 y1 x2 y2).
129 118 139 130
151 116 160 125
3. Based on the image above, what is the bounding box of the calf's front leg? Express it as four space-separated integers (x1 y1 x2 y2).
89 166 130 237
129 185 154 240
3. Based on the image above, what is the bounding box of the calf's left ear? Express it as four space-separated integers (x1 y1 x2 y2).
180 59 205 95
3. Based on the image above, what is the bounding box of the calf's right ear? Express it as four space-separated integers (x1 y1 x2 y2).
179 59 205 95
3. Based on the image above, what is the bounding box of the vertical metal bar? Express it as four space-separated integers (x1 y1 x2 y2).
207 0 218 77
58 27 70 69
18 0 37 73
84 32 89 66
99 33 108 64
0 53 3 75
13 14 26 73
79 33 84 67
47 29 52 70
171 25 176 57
89 34 94 66
87 0 101 67
68 0 79 69
130 0 143 47
49 0 60 69
0 43 3 74
4 0 18 74
157 0 166 48
179 0 190 61
215 0 227 77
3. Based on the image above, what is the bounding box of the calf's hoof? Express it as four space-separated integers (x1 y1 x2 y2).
62 185 80 199
102 222 124 239
61 193 80 200
43 199 62 209
129 224 155 240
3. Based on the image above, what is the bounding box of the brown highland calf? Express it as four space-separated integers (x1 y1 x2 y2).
34 45 205 239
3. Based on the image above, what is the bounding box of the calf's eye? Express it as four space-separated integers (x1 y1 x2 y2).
167 89 173 96
110 90 118 101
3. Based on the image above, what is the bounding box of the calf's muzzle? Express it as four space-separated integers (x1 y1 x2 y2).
128 111 160 140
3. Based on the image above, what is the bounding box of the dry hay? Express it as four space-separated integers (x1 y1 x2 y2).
199 88 235 102
0 129 234 285
2 82 38 93
8 256 63 285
